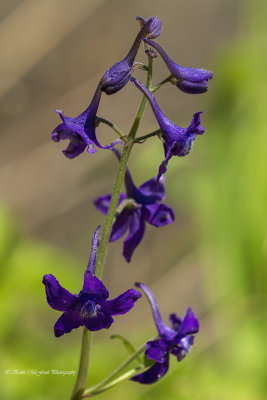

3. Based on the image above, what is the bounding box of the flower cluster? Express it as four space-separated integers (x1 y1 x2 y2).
52 16 161 158
94 149 175 262
131 283 199 384
44 14 213 395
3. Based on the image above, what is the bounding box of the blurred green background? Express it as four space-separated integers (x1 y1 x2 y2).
0 0 266 399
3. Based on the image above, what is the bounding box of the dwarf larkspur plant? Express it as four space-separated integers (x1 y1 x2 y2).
44 15 213 399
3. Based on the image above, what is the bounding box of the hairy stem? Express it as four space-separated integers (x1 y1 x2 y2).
70 328 92 400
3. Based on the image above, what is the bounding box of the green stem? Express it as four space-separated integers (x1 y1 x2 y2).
83 369 142 397
82 341 148 397
95 141 132 278
70 328 92 400
96 117 125 140
95 55 153 278
134 128 162 143
151 75 172 93
128 57 153 140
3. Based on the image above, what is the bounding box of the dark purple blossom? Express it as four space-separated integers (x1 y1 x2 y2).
143 38 213 94
131 282 199 384
100 16 162 95
52 83 121 158
42 226 141 337
130 77 205 180
94 149 174 262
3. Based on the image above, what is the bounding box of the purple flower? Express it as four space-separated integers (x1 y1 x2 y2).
42 226 141 337
130 77 205 180
94 149 174 262
100 16 162 95
131 282 199 384
52 83 121 158
143 38 213 94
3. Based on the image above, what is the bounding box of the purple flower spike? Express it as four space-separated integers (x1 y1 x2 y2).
43 226 141 337
52 84 121 158
143 38 213 93
131 283 199 384
130 77 205 180
94 149 174 262
100 16 162 95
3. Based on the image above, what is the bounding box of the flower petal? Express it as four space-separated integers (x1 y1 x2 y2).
171 336 195 361
42 274 77 312
179 307 199 337
174 65 213 83
82 274 109 301
169 313 182 331
54 310 84 337
57 109 97 150
176 79 209 94
94 193 126 216
131 358 169 384
110 208 131 242
178 336 194 361
51 121 89 159
51 122 68 142
187 112 205 136
94 194 112 215
123 209 145 262
84 306 114 331
62 136 87 159
138 176 165 201
145 339 169 363
102 289 142 316
144 203 175 227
